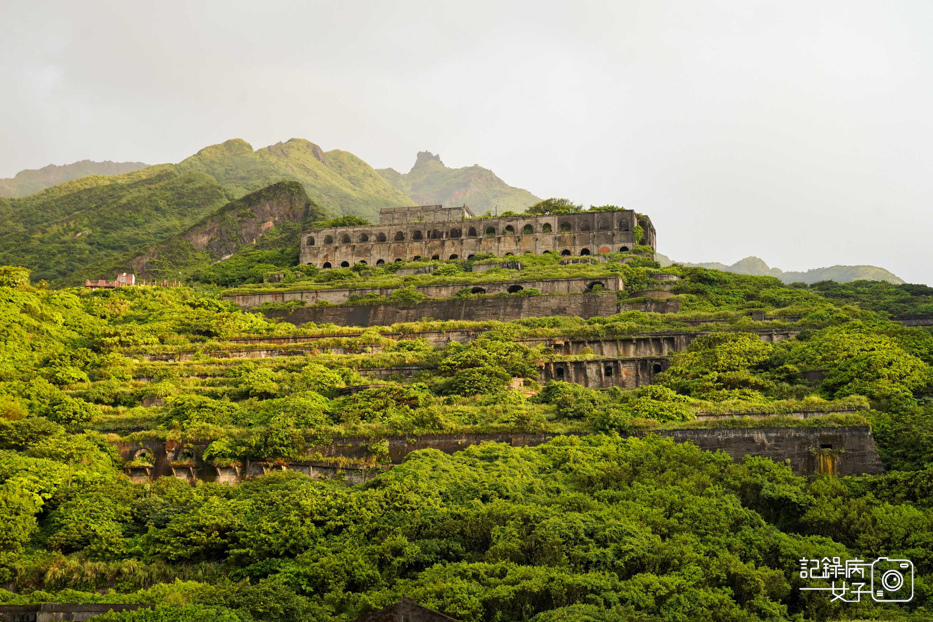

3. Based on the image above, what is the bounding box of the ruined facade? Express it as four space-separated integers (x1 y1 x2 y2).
300 205 656 268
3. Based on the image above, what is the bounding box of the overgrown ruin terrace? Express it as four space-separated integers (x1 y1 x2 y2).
299 205 657 268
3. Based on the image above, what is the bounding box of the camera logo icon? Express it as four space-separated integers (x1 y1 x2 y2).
871 558 914 603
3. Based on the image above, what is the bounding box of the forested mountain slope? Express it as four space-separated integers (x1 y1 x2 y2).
0 139 412 284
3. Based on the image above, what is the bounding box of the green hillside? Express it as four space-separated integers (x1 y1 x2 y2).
378 151 540 214
86 181 327 284
0 167 229 283
0 139 413 284
177 138 413 220
658 254 905 284
0 159 148 197
1 259 933 620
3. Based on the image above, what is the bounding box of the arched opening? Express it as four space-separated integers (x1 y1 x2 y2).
340 261 350 268
322 262 332 269
556 367 565 380
307 236 316 246
619 246 630 252
395 258 402 262
430 229 443 239
471 287 486 294
395 231 405 241
560 249 571 256
585 281 606 292
559 221 572 232
485 226 496 237
341 234 351 243
505 252 513 256
467 254 475 260
543 250 553 255
524 251 533 254
468 227 478 237
522 224 533 234
580 248 591 256
598 221 610 230
413 231 423 240
413 255 422 261
358 260 367 265
604 365 614 377
619 221 630 232
376 259 385 266
358 233 369 242
449 254 459 260
324 235 334 244
542 223 553 233
449 228 462 238
507 285 524 293
505 225 515 234
652 363 663 374
579 222 591 232
431 254 440 260
376 232 387 242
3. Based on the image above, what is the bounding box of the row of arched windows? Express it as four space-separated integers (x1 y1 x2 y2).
314 247 632 268
306 220 633 246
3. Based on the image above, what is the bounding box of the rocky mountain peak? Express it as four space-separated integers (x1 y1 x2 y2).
412 151 444 171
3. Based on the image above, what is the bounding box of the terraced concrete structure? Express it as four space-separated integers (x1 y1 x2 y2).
118 426 885 483
225 275 623 309
300 205 656 268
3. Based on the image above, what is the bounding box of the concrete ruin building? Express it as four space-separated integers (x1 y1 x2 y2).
300 205 656 268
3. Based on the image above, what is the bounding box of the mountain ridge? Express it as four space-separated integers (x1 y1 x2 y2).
0 159 148 197
657 253 904 284
377 151 540 214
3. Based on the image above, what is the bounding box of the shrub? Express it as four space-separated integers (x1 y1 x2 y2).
161 395 239 429
445 367 512 396
536 381 606 420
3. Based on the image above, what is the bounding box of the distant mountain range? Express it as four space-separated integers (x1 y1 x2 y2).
657 254 904 284
0 160 148 197
377 151 540 215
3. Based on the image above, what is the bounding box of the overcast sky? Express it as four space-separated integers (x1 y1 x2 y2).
2 1 931 282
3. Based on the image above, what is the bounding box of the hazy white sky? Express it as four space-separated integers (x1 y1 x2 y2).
2 1 931 282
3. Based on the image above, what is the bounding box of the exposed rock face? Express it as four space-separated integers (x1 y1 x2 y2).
414 151 444 167
127 181 314 277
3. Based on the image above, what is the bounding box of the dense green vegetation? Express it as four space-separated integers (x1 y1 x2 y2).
377 151 540 215
3 255 933 620
85 181 328 286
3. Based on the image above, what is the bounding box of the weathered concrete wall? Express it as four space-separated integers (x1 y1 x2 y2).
0 604 151 621
224 276 622 309
117 440 380 484
262 293 621 327
659 427 884 476
896 315 933 327
183 329 800 362
300 209 653 268
540 357 671 389
118 426 885 483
